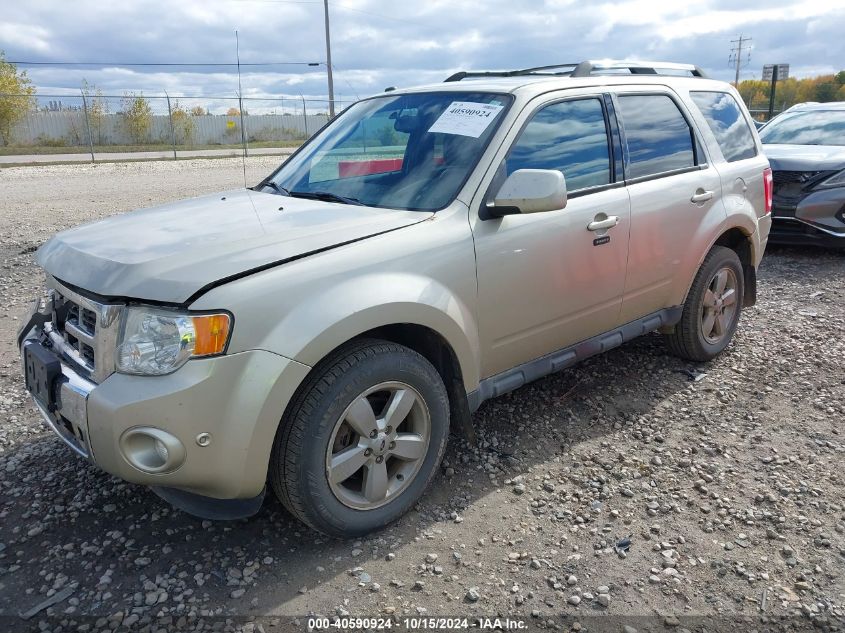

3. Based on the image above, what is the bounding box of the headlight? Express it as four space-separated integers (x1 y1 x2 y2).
116 307 231 376
817 169 845 190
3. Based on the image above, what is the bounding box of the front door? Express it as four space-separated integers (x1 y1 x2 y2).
471 95 631 378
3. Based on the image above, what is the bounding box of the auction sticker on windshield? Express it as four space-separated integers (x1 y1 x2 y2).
428 101 504 137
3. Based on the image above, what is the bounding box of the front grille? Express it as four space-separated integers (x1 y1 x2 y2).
772 170 824 185
52 290 98 375
772 170 835 206
41 276 123 384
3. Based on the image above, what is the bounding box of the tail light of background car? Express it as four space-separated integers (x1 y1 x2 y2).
763 167 773 214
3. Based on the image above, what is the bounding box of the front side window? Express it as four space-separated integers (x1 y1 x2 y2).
264 92 511 211
690 91 757 162
759 109 845 146
505 98 611 191
617 94 696 179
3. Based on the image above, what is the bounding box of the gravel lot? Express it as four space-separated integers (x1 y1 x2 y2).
1 159 844 632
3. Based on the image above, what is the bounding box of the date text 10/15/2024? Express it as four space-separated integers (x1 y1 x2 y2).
306 616 528 631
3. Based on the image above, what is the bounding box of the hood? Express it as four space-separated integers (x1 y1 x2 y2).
37 189 432 304
763 144 845 172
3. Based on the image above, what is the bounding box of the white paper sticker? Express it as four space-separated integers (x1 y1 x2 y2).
428 101 504 138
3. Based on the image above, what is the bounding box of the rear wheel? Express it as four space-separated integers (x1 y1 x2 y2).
665 246 744 362
270 339 449 537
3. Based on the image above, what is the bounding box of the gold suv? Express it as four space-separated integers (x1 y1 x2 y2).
19 61 772 536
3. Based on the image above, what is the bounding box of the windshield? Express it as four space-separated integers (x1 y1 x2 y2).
760 109 845 146
262 92 511 211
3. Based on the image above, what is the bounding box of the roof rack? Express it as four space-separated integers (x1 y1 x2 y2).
444 60 708 82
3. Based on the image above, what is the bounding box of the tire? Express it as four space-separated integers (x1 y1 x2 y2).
270 339 450 537
664 245 745 362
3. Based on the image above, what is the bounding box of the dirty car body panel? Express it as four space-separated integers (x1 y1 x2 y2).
18 69 771 526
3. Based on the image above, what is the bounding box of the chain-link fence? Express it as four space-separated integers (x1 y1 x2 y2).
1 92 355 159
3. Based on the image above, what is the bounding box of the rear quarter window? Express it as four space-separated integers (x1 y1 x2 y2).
690 91 757 162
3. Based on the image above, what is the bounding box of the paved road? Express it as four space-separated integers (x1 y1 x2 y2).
0 146 296 165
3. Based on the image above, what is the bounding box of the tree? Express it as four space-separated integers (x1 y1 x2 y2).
738 72 845 115
226 107 240 116
169 99 195 146
81 79 109 144
119 92 153 144
189 105 207 116
0 50 37 145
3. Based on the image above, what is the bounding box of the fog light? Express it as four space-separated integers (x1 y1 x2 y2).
119 427 186 474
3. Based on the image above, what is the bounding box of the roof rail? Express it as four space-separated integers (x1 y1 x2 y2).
444 60 707 82
572 60 707 78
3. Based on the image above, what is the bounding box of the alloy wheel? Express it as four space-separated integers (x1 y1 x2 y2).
700 267 739 344
325 381 431 510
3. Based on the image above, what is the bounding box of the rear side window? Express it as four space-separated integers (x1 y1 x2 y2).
617 94 696 179
505 98 611 191
690 91 757 162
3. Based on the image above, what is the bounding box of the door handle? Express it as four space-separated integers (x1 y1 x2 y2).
690 189 714 204
587 216 619 231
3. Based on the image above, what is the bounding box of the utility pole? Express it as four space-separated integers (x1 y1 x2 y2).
729 34 752 87
235 30 248 186
323 0 335 118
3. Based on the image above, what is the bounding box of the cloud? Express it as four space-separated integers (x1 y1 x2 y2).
0 23 52 54
2 0 843 113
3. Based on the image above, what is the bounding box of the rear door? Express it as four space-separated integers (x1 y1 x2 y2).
687 89 768 226
613 89 725 323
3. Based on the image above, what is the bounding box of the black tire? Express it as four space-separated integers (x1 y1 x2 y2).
664 245 745 362
270 339 450 537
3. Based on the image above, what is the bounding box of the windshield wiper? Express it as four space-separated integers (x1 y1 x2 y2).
255 180 290 196
289 190 364 206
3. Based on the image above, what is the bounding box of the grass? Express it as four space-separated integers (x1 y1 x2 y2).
0 140 304 156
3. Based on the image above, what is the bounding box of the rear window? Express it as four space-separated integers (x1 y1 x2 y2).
617 94 696 179
690 91 757 162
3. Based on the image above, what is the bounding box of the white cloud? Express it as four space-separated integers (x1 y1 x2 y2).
2 0 843 106
0 23 52 54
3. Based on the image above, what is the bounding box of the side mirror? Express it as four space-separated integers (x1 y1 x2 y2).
484 169 567 219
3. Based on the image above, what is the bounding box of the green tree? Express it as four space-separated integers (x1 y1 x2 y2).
0 51 37 145
81 79 109 144
119 92 153 143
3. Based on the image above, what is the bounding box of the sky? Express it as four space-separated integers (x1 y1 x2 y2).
2 0 844 114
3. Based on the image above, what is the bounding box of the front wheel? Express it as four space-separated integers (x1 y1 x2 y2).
270 339 450 537
664 245 745 362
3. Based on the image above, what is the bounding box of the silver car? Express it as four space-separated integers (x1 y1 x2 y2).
18 60 772 536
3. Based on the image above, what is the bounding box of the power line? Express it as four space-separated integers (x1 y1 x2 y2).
7 61 321 67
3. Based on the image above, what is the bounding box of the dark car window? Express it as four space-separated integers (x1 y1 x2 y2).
505 98 611 191
617 94 696 179
759 110 845 146
690 91 758 162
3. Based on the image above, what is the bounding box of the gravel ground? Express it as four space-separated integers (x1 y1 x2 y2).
0 160 844 632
